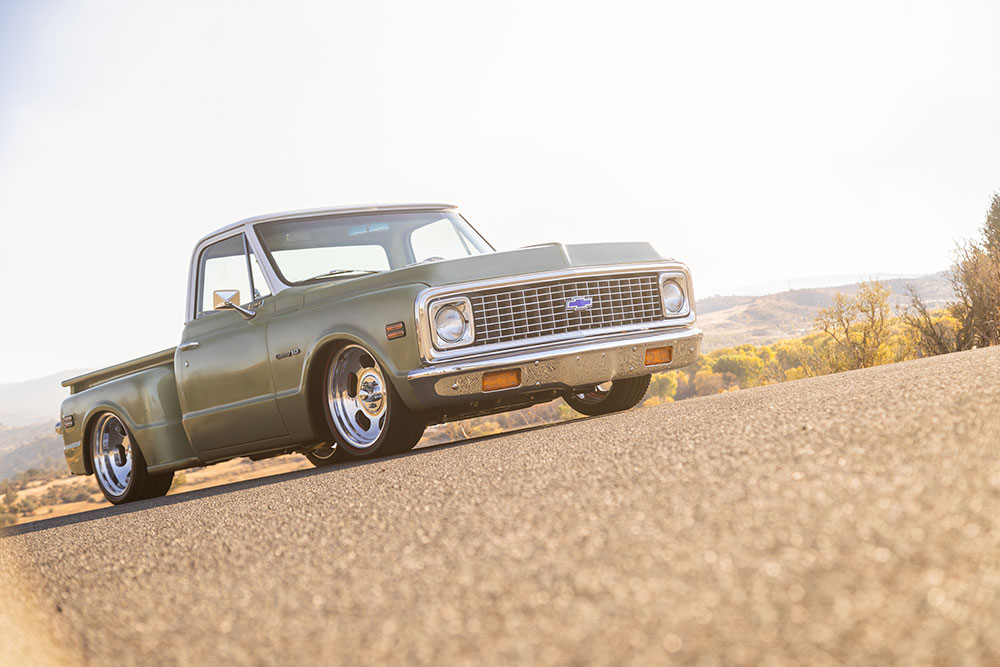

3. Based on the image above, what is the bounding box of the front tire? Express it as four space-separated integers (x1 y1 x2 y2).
90 412 174 504
323 344 425 459
564 375 651 416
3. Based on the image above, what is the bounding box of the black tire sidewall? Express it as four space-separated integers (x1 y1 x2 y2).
305 444 343 466
564 375 651 416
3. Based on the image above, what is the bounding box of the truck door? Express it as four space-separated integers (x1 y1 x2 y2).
176 232 290 456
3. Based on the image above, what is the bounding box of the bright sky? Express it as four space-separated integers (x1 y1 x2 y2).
1 0 999 384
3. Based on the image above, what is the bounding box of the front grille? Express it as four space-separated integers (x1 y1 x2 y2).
468 273 664 346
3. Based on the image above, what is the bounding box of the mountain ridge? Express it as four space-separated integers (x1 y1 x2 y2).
697 271 953 350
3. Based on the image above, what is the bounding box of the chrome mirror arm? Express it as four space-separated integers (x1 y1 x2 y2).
224 297 256 320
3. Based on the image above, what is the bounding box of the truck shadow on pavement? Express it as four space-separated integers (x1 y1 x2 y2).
1 418 588 538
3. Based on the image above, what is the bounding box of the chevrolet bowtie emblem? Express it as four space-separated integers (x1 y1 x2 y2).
566 297 593 311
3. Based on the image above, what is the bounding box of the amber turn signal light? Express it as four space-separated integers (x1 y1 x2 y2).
482 369 521 392
644 346 673 366
385 322 406 340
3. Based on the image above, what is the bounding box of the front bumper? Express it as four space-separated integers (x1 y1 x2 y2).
407 326 703 409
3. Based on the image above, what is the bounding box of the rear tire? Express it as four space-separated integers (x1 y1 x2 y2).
304 443 343 467
564 375 651 416
90 412 174 504
322 344 425 460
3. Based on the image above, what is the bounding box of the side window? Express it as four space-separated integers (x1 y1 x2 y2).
197 235 268 317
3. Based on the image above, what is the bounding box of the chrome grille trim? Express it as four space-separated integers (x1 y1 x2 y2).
469 274 663 346
414 262 696 364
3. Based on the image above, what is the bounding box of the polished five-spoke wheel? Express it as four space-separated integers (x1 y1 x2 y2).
92 413 134 498
327 345 389 451
323 344 425 458
89 411 174 504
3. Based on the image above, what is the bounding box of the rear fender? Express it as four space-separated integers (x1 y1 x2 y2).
59 366 198 476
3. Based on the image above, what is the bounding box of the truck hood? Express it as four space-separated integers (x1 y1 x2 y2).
400 242 670 288
297 242 672 303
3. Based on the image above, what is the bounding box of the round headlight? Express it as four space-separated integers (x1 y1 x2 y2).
662 281 685 313
435 305 467 342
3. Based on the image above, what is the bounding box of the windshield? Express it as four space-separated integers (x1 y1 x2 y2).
255 211 493 284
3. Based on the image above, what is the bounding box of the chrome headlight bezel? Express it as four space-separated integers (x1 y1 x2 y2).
659 273 690 317
428 296 475 349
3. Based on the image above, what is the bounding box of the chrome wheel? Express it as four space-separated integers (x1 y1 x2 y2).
91 413 134 498
573 381 613 405
327 345 389 450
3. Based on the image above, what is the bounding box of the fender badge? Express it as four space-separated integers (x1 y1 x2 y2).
275 348 301 360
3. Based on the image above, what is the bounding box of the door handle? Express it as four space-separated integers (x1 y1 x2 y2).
178 342 200 352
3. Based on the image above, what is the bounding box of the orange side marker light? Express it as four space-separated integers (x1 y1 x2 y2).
644 346 673 366
482 369 521 392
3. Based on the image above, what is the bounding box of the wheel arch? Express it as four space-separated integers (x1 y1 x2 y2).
302 332 421 442
79 403 148 476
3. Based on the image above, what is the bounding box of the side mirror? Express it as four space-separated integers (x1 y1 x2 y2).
213 289 240 310
212 289 256 320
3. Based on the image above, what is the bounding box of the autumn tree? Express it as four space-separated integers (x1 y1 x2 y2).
901 286 961 356
951 192 1000 347
906 192 1000 353
814 279 892 370
712 353 765 388
647 372 678 401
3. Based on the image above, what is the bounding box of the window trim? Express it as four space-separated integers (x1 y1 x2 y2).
190 231 276 321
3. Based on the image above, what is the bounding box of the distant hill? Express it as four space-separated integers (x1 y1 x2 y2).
0 422 65 480
0 369 86 427
0 369 87 482
698 271 953 351
712 272 943 297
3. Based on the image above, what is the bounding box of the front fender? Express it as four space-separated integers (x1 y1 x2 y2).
267 283 428 443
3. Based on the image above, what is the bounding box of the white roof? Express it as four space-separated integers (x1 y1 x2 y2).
197 202 458 247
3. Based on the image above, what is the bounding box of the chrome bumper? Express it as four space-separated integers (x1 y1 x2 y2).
406 326 703 408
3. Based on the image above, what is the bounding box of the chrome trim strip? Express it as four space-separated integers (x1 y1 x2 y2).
408 326 702 381
413 262 696 364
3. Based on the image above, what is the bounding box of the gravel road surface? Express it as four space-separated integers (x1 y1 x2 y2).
3 347 1000 665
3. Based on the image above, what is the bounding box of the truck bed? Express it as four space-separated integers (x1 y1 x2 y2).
62 347 176 394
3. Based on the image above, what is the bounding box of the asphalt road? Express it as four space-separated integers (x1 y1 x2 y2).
3 347 1000 666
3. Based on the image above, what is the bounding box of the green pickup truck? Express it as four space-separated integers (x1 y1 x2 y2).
57 204 703 503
